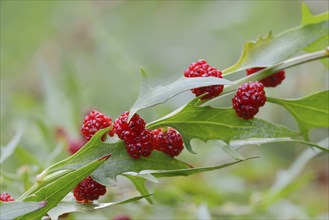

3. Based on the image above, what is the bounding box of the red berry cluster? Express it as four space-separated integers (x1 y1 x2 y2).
246 67 285 87
114 112 153 159
81 110 113 141
73 176 106 203
232 81 266 120
184 59 224 100
0 192 14 202
152 128 184 157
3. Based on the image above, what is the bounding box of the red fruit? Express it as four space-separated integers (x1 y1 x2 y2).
232 81 266 120
73 176 106 203
113 112 146 141
81 110 113 141
152 128 184 157
125 129 153 159
246 67 285 87
184 59 224 100
0 192 14 202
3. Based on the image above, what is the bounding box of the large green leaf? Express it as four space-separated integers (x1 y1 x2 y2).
35 128 191 186
267 90 329 139
16 154 111 220
129 68 231 118
0 201 47 220
223 4 328 73
147 98 300 153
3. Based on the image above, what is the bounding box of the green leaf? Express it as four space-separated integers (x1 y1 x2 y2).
148 98 299 153
223 8 328 73
229 138 329 153
301 3 329 68
34 128 190 186
124 175 153 204
129 68 231 118
142 157 257 178
267 90 329 139
0 201 47 220
47 194 152 219
16 154 111 220
301 2 329 26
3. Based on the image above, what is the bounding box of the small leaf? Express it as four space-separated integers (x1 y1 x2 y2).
147 98 299 153
47 194 152 219
0 201 47 220
301 3 329 67
141 157 258 178
267 91 329 139
16 154 111 220
301 2 329 25
229 138 329 153
124 175 153 204
223 10 328 73
129 68 231 118
0 125 24 164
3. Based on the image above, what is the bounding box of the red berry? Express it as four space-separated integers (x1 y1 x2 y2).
0 192 14 202
113 112 146 141
114 112 153 159
184 59 224 100
125 129 153 159
246 67 285 87
152 128 184 157
81 110 113 141
232 81 266 120
73 176 106 203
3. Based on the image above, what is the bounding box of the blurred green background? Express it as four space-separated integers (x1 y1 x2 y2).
1 1 328 219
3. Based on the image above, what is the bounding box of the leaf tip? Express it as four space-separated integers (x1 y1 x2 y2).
98 154 112 161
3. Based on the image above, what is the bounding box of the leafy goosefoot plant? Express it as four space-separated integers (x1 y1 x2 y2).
2 3 328 219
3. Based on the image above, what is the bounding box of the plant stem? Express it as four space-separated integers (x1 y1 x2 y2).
207 47 329 104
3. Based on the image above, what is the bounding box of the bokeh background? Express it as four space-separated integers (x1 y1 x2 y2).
1 1 328 219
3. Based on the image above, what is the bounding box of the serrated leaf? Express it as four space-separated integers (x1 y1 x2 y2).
147 98 299 153
223 9 328 73
267 91 329 140
47 194 152 219
0 201 47 220
124 175 153 204
129 68 231 118
16 154 111 220
34 128 190 186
